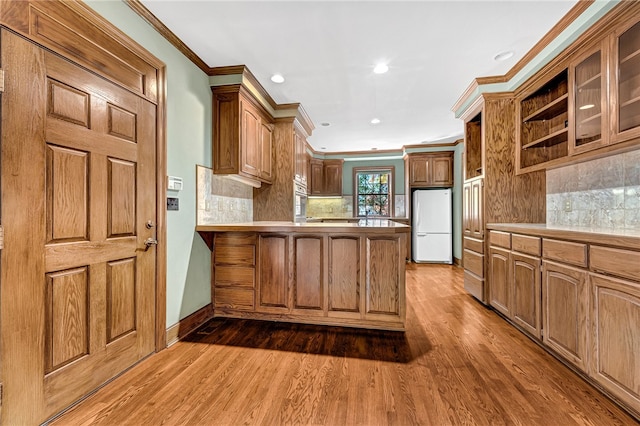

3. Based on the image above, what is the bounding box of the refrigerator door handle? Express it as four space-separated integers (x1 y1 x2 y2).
417 232 427 236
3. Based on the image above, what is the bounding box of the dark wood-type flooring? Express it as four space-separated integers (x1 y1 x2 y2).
53 264 639 425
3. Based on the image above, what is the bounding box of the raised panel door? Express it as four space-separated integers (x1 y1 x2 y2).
365 235 405 325
259 121 273 183
410 156 429 186
241 101 261 179
323 161 343 196
489 247 511 317
590 273 640 413
328 236 360 317
1 33 157 423
463 181 472 235
293 236 323 313
431 155 453 187
310 159 324 195
471 178 484 239
512 252 541 338
258 235 289 311
542 261 588 370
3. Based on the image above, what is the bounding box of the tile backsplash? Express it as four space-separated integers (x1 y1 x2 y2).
196 165 253 225
546 149 640 230
307 195 406 218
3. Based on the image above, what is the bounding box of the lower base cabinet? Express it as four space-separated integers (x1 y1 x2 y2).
209 231 407 331
512 253 541 338
542 260 588 371
590 273 640 414
489 247 511 317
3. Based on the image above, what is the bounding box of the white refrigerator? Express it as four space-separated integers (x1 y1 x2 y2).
412 189 452 264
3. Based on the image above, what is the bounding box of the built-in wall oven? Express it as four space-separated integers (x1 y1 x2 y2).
294 181 307 222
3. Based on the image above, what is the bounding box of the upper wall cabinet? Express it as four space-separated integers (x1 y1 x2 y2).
613 19 640 143
309 159 343 196
465 111 483 180
407 152 453 188
212 85 273 185
515 6 640 174
569 41 608 155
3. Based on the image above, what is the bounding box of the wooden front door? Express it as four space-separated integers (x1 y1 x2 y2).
1 30 157 424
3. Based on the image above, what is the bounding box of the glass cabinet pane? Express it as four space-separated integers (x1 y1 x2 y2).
574 51 602 146
619 21 640 133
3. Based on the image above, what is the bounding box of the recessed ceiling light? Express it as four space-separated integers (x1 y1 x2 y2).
320 122 330 127
579 104 595 110
371 148 378 150
370 118 381 125
270 74 285 83
373 63 389 74
493 50 514 61
320 147 327 150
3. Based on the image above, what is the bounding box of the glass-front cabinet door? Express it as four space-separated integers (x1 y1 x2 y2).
614 18 640 142
569 43 607 155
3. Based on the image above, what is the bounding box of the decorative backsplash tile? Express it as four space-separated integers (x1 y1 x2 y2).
547 149 640 230
307 195 406 218
196 165 253 225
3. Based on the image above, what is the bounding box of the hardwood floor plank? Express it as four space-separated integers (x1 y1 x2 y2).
52 264 638 425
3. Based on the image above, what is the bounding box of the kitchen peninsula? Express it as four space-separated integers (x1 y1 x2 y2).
197 220 409 331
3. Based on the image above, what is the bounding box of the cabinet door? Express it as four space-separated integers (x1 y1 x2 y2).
463 182 472 236
542 261 588 370
257 235 289 312
328 236 361 318
471 178 484 239
569 43 607 155
590 273 640 413
241 102 261 178
431 155 453 187
292 236 324 315
310 159 324 195
323 161 343 196
512 252 541 339
410 156 429 186
613 18 640 143
489 246 511 317
259 121 273 183
364 235 404 323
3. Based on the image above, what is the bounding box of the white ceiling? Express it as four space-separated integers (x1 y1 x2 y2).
141 0 578 153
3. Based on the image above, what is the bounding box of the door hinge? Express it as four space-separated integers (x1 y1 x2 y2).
0 69 4 93
0 225 4 250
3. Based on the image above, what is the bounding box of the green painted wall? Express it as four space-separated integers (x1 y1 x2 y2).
86 0 213 328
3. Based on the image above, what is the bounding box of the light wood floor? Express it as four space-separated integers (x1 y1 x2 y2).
53 264 638 425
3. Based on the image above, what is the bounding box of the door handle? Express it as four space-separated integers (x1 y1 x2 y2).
144 238 158 251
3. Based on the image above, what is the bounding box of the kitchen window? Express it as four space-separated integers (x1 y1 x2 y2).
354 167 394 217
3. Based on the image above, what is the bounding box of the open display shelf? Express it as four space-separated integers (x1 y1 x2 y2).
519 69 569 170
465 112 482 179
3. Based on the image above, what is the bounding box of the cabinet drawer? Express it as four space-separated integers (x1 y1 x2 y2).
590 246 640 282
512 234 541 256
214 266 255 288
464 270 484 301
489 231 511 249
464 249 484 277
543 239 587 268
215 245 255 266
214 287 254 311
464 237 484 254
215 232 257 246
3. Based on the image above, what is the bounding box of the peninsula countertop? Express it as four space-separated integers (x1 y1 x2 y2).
196 219 410 234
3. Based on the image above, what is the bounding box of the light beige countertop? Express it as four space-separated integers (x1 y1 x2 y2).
487 223 640 249
197 219 410 234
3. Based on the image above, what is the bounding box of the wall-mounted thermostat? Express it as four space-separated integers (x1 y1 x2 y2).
167 176 183 191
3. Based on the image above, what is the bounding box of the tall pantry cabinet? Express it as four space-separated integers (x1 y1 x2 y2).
461 94 546 304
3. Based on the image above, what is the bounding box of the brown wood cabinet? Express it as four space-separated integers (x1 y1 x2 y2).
542 260 588 370
407 152 453 188
309 158 343 196
489 246 511 317
511 252 541 338
590 273 640 414
463 177 484 240
294 127 308 186
212 85 273 184
203 226 408 331
515 4 640 174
